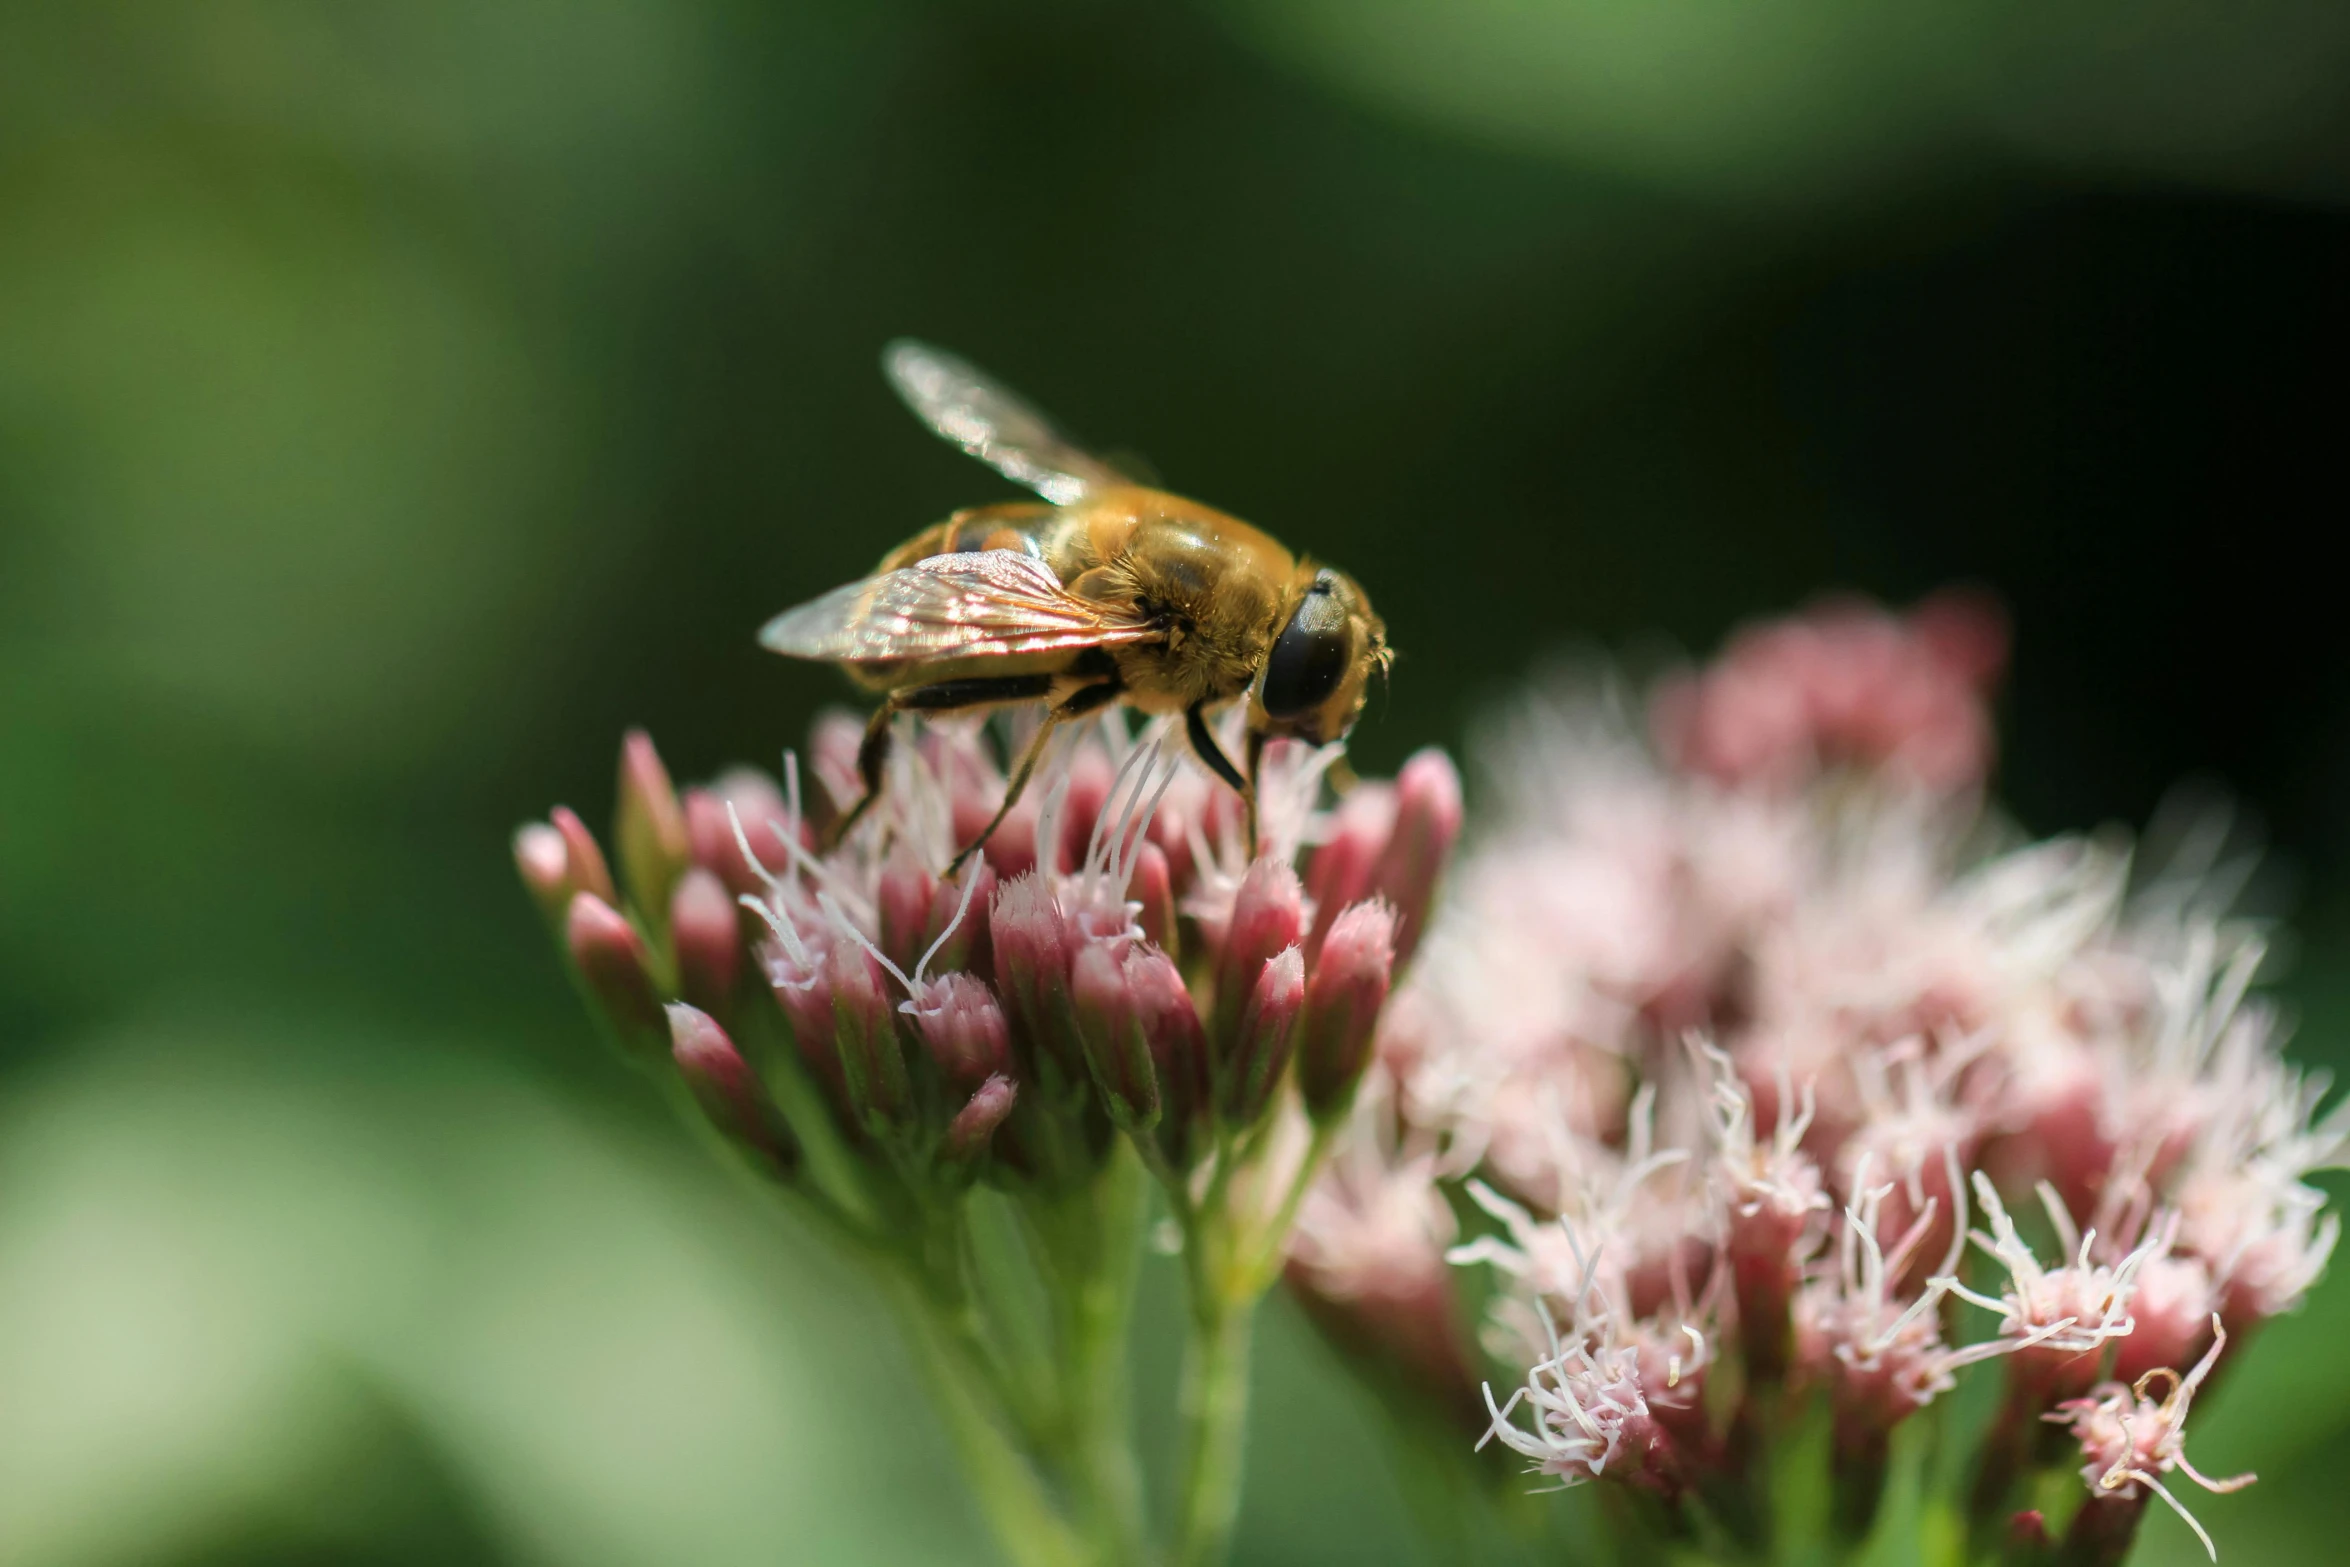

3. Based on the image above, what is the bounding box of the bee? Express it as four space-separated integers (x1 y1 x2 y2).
760 340 1389 872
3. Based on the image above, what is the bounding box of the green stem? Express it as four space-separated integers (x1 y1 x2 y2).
894 1276 1093 1567
1173 1289 1257 1567
1031 1152 1151 1566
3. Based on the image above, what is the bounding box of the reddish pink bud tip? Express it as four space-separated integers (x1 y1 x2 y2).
825 940 911 1129
1127 944 1208 1142
616 729 692 917
878 850 938 975
668 1003 790 1171
1370 748 1461 968
1072 940 1161 1130
669 867 742 1021
514 822 572 921
1212 858 1306 1047
1299 899 1397 1119
2007 1510 2048 1547
909 972 1013 1086
945 1073 1019 1163
991 872 1077 1071
1223 945 1306 1125
566 891 665 1058
1305 781 1396 961
923 861 996 980
684 767 795 898
550 806 618 908
1132 840 1179 961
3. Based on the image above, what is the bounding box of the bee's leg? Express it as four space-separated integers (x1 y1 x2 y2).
1184 703 1257 857
1244 729 1269 860
826 675 1059 852
946 681 1122 877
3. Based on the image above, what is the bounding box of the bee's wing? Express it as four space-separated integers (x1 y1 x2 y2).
884 340 1129 506
759 550 1156 664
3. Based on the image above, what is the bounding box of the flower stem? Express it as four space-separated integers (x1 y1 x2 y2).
1033 1151 1151 1566
1173 1286 1258 1567
893 1275 1093 1567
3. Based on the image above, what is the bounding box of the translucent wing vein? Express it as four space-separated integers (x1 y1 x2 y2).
758 550 1153 665
883 340 1128 505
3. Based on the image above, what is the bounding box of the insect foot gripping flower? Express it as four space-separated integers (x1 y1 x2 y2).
1285 593 2339 1567
518 710 1451 1567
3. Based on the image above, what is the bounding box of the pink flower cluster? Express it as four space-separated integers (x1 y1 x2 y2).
1289 595 2344 1558
519 710 1460 1202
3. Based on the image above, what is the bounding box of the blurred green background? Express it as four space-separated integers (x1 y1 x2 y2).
4 3 2347 1563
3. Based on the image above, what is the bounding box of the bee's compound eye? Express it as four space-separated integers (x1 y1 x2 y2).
1261 576 1352 721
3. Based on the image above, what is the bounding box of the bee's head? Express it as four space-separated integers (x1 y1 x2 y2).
1251 566 1389 746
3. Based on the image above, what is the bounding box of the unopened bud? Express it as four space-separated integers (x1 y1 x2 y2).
684 767 793 898
909 972 1013 1087
550 806 618 908
1368 748 1461 967
1058 744 1117 875
670 868 741 1022
944 1073 1019 1164
766 939 848 1111
566 891 665 1060
668 1003 794 1174
1131 841 1179 960
514 822 573 923
807 710 866 837
991 872 1077 1072
1304 781 1395 961
1072 941 1161 1130
1298 900 1397 1120
962 787 1041 881
616 729 691 919
923 861 996 980
1211 859 1305 1050
878 849 938 975
1222 945 1305 1125
1127 945 1208 1145
824 939 911 1131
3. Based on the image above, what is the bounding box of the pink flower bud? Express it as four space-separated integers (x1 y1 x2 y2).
1298 900 1397 1120
944 1073 1019 1164
1368 749 1460 969
958 788 1041 880
1126 945 1208 1137
991 872 1077 1072
1144 776 1202 892
908 972 1013 1087
550 806 618 908
808 710 866 834
1304 781 1395 961
684 767 794 898
1131 841 1179 960
923 861 996 980
514 822 573 923
2111 1254 2217 1389
1211 859 1305 1049
824 938 910 1130
1223 945 1305 1125
1071 940 1160 1129
616 729 691 917
764 937 849 1110
566 891 665 1059
878 849 938 975
669 867 741 1022
1058 743 1117 875
668 1003 793 1174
